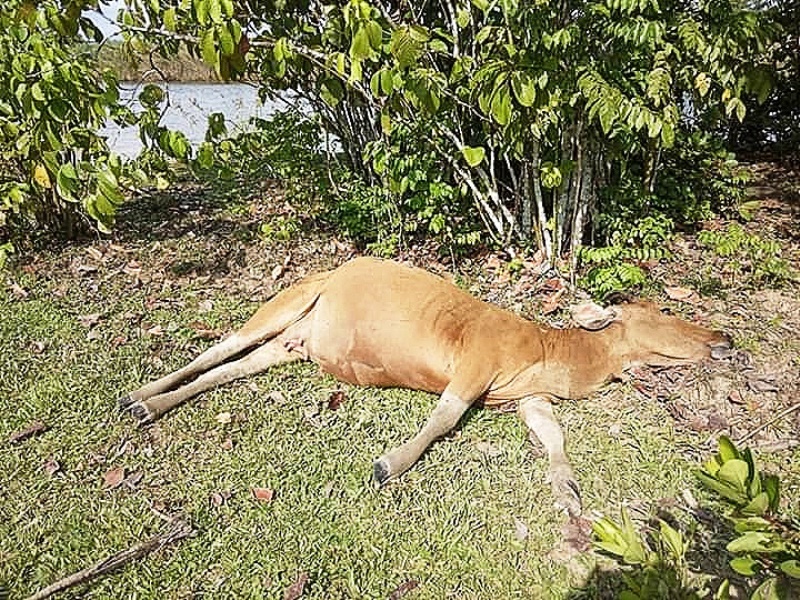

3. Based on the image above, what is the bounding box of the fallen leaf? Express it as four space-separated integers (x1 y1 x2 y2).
9 421 49 444
211 490 233 507
388 580 419 600
215 412 232 425
327 390 345 411
514 518 529 541
271 264 285 280
123 471 143 488
283 572 308 600
252 487 274 502
475 440 503 457
43 458 61 476
103 466 126 489
728 390 744 405
143 324 164 337
748 377 779 393
189 320 220 340
198 298 214 313
541 277 564 292
30 341 46 354
220 437 234 451
664 286 699 303
10 282 29 299
78 313 102 328
541 288 565 314
86 247 103 261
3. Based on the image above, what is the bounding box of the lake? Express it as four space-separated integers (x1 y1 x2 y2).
103 82 290 158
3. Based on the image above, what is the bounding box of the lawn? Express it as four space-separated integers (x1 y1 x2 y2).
2 165 798 599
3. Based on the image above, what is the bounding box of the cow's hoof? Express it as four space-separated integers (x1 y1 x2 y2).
550 467 583 517
127 401 155 426
372 458 391 488
117 394 136 409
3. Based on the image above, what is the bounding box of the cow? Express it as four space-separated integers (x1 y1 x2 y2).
119 257 731 516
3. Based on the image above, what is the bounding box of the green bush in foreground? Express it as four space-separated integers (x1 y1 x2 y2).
594 437 800 599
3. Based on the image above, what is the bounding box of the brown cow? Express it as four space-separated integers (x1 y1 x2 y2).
120 257 731 516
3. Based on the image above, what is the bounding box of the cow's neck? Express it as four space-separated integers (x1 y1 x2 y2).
537 324 632 398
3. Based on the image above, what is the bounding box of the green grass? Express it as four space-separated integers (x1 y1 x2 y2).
2 186 798 599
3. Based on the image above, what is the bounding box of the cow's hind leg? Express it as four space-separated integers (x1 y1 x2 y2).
119 332 261 409
518 396 581 517
127 340 298 424
372 385 476 486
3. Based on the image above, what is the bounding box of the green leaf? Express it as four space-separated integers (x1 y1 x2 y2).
726 531 771 554
194 0 209 25
742 492 769 516
320 78 344 107
696 470 748 504
461 146 485 167
779 560 800 578
763 475 780 512
659 520 684 559
201 29 217 67
350 27 371 60
490 84 512 125
750 577 781 600
56 163 79 200
729 556 759 576
196 142 214 168
365 20 382 50
718 436 740 462
219 24 234 55
163 7 176 31
717 459 749 492
510 72 536 107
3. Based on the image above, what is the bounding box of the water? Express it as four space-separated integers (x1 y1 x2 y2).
103 82 288 158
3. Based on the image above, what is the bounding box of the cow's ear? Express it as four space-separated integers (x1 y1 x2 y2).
570 303 621 331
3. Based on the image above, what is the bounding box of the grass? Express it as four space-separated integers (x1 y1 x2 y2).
2 175 799 599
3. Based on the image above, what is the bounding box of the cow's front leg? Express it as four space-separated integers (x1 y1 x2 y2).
373 386 475 486
518 396 582 517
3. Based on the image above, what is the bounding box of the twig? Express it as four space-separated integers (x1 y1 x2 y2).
736 401 800 445
24 520 193 600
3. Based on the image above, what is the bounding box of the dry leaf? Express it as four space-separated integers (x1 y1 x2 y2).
327 390 345 411
541 289 565 314
103 466 126 489
78 313 102 328
124 471 143 488
9 421 49 444
189 320 220 340
10 282 29 299
664 286 698 303
43 458 61 476
271 264 285 280
252 487 275 502
30 341 46 354
388 580 418 600
215 412 232 425
211 490 233 507
514 518 529 541
283 572 308 600
86 247 103 261
728 390 744 405
220 437 234 451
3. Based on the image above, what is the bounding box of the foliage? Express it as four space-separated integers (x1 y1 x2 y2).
0 0 128 243
579 212 672 297
697 224 794 286
119 0 776 262
727 0 800 153
594 437 800 599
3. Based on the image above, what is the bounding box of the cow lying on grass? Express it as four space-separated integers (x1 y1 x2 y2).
120 257 731 516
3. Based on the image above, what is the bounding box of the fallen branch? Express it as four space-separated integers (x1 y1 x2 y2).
24 520 193 600
736 401 800 445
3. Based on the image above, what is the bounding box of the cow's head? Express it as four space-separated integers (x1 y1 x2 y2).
572 300 732 366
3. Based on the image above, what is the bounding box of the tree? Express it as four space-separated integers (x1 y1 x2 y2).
0 0 131 262
72 0 774 267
